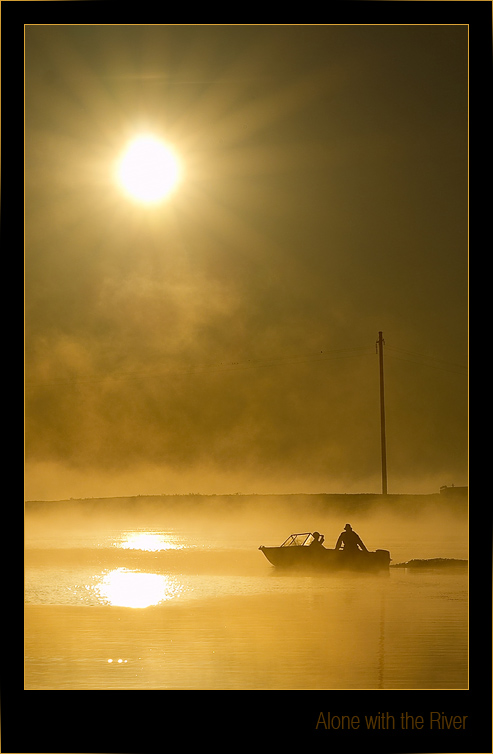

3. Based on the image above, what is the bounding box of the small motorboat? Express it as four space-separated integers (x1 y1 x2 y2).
259 532 391 572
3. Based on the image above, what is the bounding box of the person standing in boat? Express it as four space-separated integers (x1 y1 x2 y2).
335 524 368 553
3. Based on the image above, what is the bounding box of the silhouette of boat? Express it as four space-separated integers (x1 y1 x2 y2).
259 532 391 572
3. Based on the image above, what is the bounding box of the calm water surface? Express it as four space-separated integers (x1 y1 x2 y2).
25 504 468 690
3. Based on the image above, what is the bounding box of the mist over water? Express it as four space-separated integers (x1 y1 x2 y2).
25 493 467 690
25 491 467 559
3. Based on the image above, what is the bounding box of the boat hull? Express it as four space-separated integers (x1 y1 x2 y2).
259 545 391 572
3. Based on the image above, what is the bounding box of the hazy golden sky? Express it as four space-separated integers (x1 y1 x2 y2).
25 25 468 500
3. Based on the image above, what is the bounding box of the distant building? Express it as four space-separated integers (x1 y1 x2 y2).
439 484 468 498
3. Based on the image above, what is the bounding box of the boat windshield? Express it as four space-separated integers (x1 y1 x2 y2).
280 533 315 547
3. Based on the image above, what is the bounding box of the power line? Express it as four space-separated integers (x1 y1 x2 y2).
25 342 467 389
385 345 467 371
384 345 467 375
25 345 375 389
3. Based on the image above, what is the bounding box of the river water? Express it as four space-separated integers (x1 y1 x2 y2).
24 495 468 690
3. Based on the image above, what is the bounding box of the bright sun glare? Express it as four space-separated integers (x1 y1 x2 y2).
96 568 182 608
117 135 181 203
119 532 182 552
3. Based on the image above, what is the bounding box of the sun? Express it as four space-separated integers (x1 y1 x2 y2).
117 135 181 203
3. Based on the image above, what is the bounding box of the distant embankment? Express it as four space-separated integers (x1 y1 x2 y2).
391 558 468 569
25 490 467 516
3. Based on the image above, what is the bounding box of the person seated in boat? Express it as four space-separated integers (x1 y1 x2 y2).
335 524 368 553
310 531 325 547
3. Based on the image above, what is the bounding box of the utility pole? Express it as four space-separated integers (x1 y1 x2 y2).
376 331 388 495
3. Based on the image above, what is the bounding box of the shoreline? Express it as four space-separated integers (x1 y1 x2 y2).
25 490 468 519
25 489 468 505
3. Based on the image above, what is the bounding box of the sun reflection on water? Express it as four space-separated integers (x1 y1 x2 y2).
96 568 183 608
118 532 184 552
